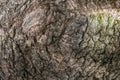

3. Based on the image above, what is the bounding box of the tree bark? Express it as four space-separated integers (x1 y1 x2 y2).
0 0 120 80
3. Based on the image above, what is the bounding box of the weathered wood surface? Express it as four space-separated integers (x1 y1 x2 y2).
0 0 120 80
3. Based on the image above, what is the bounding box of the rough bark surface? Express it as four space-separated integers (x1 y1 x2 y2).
0 0 120 80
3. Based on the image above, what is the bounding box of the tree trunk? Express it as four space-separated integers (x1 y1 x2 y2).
0 0 120 80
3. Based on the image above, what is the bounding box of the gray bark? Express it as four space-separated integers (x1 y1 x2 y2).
0 0 120 80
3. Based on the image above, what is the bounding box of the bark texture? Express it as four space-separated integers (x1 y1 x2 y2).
0 0 120 80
